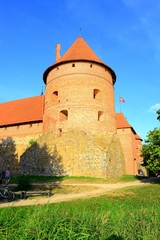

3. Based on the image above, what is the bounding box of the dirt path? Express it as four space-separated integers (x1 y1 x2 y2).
0 180 148 208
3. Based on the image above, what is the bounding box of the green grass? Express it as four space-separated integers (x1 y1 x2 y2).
0 184 160 239
10 174 147 185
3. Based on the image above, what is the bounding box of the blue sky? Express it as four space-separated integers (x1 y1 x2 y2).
0 0 159 141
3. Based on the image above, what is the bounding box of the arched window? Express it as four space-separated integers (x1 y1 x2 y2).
93 89 101 100
59 110 68 121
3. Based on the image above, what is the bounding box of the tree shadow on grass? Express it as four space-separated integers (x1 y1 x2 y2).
135 175 160 184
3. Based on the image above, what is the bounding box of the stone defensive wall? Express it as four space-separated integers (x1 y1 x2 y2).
0 130 125 179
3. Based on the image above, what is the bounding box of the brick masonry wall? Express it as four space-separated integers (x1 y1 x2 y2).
43 62 116 134
19 130 125 179
0 133 41 175
117 128 140 175
0 122 43 138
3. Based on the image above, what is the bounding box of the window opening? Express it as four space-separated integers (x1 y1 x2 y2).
59 110 68 121
98 111 104 121
93 89 101 99
52 91 58 103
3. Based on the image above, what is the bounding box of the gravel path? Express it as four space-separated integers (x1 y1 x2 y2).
0 180 148 208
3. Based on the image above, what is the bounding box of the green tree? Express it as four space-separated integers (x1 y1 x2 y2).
157 109 160 121
141 128 160 173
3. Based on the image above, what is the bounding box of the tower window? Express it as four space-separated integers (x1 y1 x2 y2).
59 110 68 121
53 91 58 96
98 111 105 121
72 63 75 67
93 89 101 99
52 91 58 103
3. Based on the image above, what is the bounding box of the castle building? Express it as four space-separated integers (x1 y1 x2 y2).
0 37 142 178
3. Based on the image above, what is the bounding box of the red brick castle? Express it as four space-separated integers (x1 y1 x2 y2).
0 37 142 178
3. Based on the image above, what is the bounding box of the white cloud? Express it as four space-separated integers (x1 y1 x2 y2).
148 103 160 113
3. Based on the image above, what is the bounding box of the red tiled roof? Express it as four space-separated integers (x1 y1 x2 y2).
57 36 103 63
116 113 142 140
43 36 116 83
0 95 44 126
116 112 131 129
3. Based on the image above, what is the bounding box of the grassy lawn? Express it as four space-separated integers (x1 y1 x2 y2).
10 174 146 184
0 181 160 239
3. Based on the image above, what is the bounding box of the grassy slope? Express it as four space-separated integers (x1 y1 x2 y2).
0 176 160 239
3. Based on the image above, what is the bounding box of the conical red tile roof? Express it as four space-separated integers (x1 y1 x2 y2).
43 36 116 83
57 36 103 63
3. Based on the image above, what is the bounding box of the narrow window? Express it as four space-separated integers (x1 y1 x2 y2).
98 111 104 121
90 64 92 68
59 110 68 121
52 91 58 103
72 63 75 67
93 89 101 99
53 91 58 96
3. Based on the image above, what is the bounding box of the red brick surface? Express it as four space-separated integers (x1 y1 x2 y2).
0 37 143 176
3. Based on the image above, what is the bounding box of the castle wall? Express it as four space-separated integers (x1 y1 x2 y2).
0 133 42 175
19 130 125 179
117 128 139 175
43 62 116 134
0 130 125 179
0 122 43 138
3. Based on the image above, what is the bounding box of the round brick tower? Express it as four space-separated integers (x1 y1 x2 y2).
43 37 117 135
